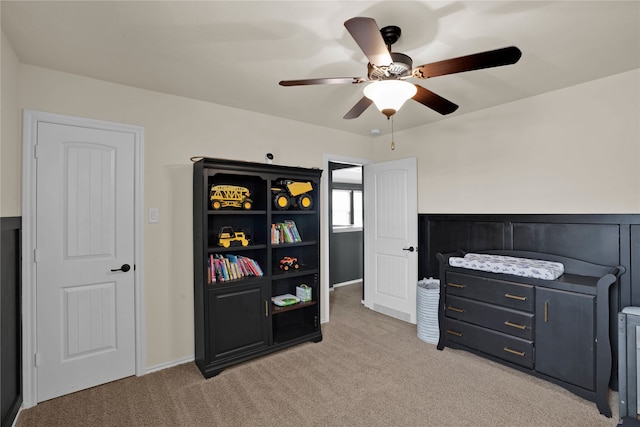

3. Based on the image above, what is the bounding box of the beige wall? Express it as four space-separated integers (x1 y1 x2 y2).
15 63 373 368
1 30 20 217
4 28 640 368
373 69 640 214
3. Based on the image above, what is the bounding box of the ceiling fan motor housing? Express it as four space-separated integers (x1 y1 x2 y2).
368 52 413 80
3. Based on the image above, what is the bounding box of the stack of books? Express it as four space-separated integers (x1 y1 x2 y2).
271 220 302 244
208 254 264 284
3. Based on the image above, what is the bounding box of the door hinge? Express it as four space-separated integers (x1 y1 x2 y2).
34 145 39 159
34 352 42 367
34 248 40 263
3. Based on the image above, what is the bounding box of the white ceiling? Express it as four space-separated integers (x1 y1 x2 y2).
2 1 639 136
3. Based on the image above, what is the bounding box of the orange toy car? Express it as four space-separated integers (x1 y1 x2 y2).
279 256 299 271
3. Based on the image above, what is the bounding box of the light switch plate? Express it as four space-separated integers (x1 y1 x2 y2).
148 208 159 223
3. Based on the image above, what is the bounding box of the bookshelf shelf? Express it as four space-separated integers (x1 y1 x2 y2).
208 210 267 216
208 275 265 289
271 267 318 281
193 157 322 378
272 210 317 215
271 300 317 314
272 240 317 248
208 244 267 253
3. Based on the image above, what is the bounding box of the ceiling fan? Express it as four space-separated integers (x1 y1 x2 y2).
279 17 522 120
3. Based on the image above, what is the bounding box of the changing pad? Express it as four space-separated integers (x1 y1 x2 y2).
449 253 564 280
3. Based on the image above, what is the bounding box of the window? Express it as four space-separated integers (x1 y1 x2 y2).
353 191 362 227
332 189 362 228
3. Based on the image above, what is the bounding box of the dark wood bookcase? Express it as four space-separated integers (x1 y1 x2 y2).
193 158 322 378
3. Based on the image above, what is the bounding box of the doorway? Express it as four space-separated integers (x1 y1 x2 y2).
322 154 371 322
329 162 363 293
21 110 145 407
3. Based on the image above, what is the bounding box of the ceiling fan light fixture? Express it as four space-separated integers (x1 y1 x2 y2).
363 80 417 118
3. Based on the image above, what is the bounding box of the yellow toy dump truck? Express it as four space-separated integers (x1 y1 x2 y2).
218 226 250 248
272 180 313 210
210 185 253 210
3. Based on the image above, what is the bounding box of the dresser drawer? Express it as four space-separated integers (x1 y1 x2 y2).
444 318 534 369
446 271 534 312
445 295 534 340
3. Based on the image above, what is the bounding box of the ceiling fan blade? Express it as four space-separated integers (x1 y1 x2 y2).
279 77 366 86
412 85 459 115
413 46 522 79
344 17 393 67
343 96 373 119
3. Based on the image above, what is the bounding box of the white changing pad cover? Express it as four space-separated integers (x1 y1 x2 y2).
449 253 564 280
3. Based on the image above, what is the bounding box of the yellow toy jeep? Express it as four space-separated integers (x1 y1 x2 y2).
218 226 250 248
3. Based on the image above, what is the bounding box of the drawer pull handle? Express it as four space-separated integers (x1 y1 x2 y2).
448 283 465 288
503 347 526 357
447 306 465 313
504 293 527 301
265 301 269 317
446 329 463 337
504 321 526 330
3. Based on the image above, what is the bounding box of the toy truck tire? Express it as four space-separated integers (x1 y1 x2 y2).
297 194 313 210
242 198 253 210
212 200 222 210
274 192 290 210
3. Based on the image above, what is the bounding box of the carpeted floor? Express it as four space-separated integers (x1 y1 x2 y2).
16 282 619 426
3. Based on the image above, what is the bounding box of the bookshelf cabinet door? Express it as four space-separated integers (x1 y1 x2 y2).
208 284 269 361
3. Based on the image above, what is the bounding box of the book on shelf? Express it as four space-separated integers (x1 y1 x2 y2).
284 220 302 242
271 220 302 244
208 253 264 283
207 254 217 283
271 293 301 307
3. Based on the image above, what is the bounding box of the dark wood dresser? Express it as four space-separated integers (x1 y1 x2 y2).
437 250 624 418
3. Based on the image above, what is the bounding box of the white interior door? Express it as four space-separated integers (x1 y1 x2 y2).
364 157 418 323
35 121 136 402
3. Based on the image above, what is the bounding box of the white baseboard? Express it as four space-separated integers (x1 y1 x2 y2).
332 279 363 288
144 355 195 375
12 407 23 427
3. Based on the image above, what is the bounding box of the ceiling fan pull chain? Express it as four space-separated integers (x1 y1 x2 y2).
390 116 395 150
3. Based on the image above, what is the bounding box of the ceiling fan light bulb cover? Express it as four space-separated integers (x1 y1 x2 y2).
363 80 417 115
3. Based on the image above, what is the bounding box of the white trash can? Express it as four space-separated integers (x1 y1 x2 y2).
417 277 440 344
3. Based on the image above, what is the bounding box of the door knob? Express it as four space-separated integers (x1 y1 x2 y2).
402 246 415 252
111 264 131 272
